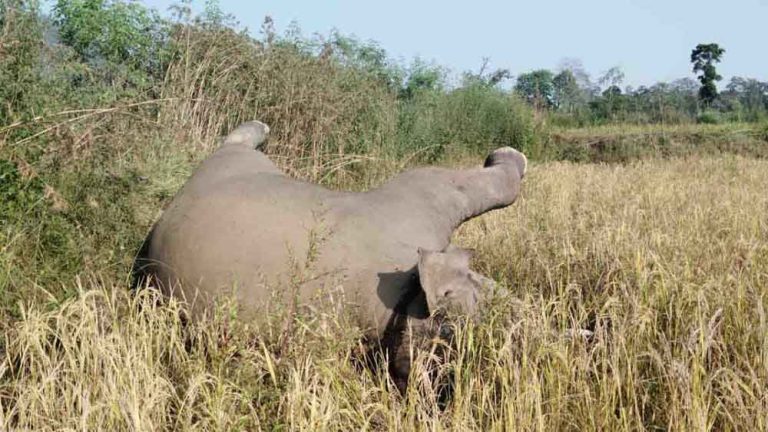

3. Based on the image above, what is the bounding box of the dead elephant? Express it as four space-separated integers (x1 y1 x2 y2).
133 120 527 392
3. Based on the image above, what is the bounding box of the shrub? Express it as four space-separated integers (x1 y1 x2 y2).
396 83 537 162
697 110 722 124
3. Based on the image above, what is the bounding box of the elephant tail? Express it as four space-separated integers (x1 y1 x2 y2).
222 120 270 150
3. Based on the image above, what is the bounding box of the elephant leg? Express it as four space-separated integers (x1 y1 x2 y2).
211 120 283 175
372 147 527 240
222 120 270 150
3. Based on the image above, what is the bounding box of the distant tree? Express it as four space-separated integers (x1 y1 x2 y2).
552 69 581 112
589 85 627 121
53 0 169 79
668 78 700 117
461 57 511 88
329 31 402 91
557 57 598 96
598 66 625 91
200 0 232 28
723 77 768 120
670 78 699 94
399 58 444 100
487 69 512 86
515 69 555 110
690 43 725 106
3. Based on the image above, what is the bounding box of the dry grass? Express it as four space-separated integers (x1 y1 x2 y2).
157 25 399 184
2 156 767 431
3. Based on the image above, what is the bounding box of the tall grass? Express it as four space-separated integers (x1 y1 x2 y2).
2 157 767 430
158 24 400 182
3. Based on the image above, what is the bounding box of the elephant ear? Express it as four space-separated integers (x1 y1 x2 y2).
417 246 480 316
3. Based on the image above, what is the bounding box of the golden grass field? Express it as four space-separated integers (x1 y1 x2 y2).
2 155 766 431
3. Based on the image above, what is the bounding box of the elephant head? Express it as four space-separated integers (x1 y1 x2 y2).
384 245 498 394
418 245 494 318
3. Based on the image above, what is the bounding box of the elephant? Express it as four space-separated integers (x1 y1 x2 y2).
133 120 527 391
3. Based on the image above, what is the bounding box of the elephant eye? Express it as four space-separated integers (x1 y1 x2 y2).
442 289 453 298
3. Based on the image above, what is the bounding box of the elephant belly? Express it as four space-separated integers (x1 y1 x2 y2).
149 190 324 318
146 178 443 330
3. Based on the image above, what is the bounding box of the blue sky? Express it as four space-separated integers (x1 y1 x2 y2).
142 0 767 88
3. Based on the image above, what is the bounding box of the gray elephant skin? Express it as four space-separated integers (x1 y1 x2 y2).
134 120 527 391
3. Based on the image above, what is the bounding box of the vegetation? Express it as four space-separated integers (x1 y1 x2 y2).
3 158 768 430
1 0 767 430
543 122 768 163
516 50 767 126
691 43 726 107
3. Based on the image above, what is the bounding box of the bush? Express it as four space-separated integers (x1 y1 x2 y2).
0 0 45 125
759 122 768 141
696 110 723 124
396 83 537 162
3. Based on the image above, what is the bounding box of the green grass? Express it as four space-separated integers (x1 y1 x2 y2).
2 155 767 431
545 122 768 163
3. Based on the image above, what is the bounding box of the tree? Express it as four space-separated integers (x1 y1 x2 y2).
460 57 511 88
552 69 581 112
598 66 625 91
690 43 725 106
515 69 555 110
329 31 402 91
53 0 168 79
557 58 598 97
723 77 768 120
399 59 444 100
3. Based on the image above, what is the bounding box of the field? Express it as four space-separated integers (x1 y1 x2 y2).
2 151 767 431
3 4 768 429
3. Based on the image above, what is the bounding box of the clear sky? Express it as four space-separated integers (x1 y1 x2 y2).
142 0 767 88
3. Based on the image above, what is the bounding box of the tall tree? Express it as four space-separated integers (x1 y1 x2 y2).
690 43 725 106
552 69 581 112
557 58 598 96
53 0 168 78
515 69 555 110
598 66 625 91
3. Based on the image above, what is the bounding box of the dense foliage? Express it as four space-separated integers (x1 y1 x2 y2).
516 56 767 126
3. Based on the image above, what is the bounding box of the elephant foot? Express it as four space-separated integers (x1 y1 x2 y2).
484 147 527 178
223 120 271 149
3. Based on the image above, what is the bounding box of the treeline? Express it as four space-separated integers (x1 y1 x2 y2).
514 65 768 126
0 0 538 174
3 1 765 169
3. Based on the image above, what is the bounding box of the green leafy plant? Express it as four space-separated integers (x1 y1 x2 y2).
691 43 725 107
